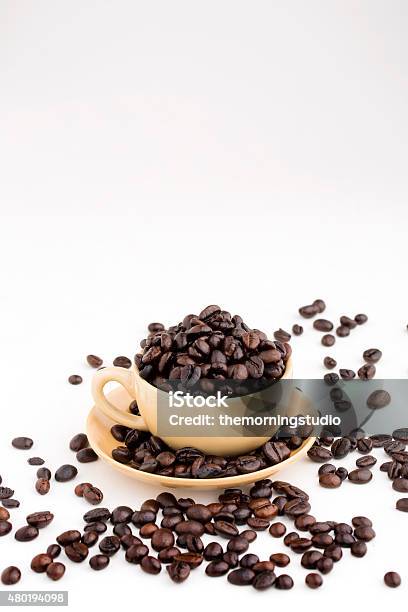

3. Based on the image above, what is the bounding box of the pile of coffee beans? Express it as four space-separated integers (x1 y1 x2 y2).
109 421 307 478
133 305 291 391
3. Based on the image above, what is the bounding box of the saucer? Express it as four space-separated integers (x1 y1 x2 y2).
86 386 315 490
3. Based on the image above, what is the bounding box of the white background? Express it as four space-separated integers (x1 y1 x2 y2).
1 0 408 609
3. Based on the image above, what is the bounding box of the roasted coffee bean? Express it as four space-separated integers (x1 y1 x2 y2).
35 479 50 495
26 511 54 529
291 537 313 553
77 448 98 463
89 554 109 570
12 436 33 450
228 568 255 586
65 542 89 562
82 531 99 547
351 541 367 557
393 428 408 442
111 447 132 464
319 473 341 489
301 550 323 569
168 560 191 582
323 357 337 370
241 529 257 543
331 437 351 458
37 467 51 480
99 536 120 556
295 514 316 531
308 446 333 463
240 554 259 569
292 324 303 336
186 504 212 523
348 468 372 484
318 464 336 476
84 521 107 534
309 522 331 535
205 560 229 577
110 506 133 524
299 304 319 318
269 553 290 567
356 455 377 468
252 570 276 590
83 485 103 505
110 425 129 442
68 374 82 385
358 364 376 380
87 354 103 368
213 520 238 538
269 522 286 537
113 356 131 368
339 369 355 380
55 465 78 482
83 508 111 523
313 319 333 332
322 335 335 347
283 531 299 547
357 438 373 454
74 482 91 497
334 467 348 481
367 390 391 409
57 530 81 546
324 372 340 385
15 525 39 542
156 492 178 508
223 552 239 568
363 348 382 363
2 499 19 508
274 328 291 342
69 433 88 452
113 523 131 537
392 478 408 492
246 517 269 530
275 574 294 589
0 508 10 521
121 534 142 550
227 536 249 554
384 572 401 588
312 533 334 548
336 326 350 337
370 433 392 447
28 457 44 465
141 556 162 575
313 299 326 313
340 315 357 329
355 313 368 325
47 544 61 559
316 556 333 574
1 566 21 585
158 547 181 563
305 573 323 589
262 441 290 465
173 552 203 568
351 516 372 527
0 521 12 536
151 528 175 551
46 562 65 581
0 487 14 499
324 544 342 562
335 532 355 547
204 542 223 561
396 498 408 512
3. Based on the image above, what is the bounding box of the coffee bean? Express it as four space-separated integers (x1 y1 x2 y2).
69 433 88 452
275 574 294 589
46 562 65 581
158 547 181 563
0 508 10 521
307 446 333 463
356 455 377 468
141 556 162 574
292 324 303 336
0 521 12 536
26 511 54 529
76 448 98 463
74 482 91 497
324 373 339 386
83 485 103 505
323 358 337 371
316 556 333 574
299 305 319 318
113 356 131 368
151 529 175 551
358 364 376 380
186 504 212 523
348 468 372 484
125 544 149 563
213 520 238 538
301 550 323 569
47 544 61 559
57 530 81 546
89 554 109 570
370 433 392 447
339 369 355 380
319 473 341 489
392 428 408 442
168 560 191 582
340 315 357 329
291 537 313 553
35 479 50 495
312 533 334 548
353 526 375 541
396 498 408 512
331 437 352 458
12 436 33 450
205 560 229 577
173 552 202 568
273 328 291 342
295 514 316 531
322 335 335 347
55 465 78 482
392 478 408 492
87 354 103 368
64 542 88 562
68 375 83 385
313 319 333 332
305 573 323 588
351 516 372 527
37 467 51 480
324 544 342 562
228 568 255 586
2 499 19 508
336 325 350 337
252 570 276 590
384 571 401 588
1 566 21 585
227 536 249 554
363 348 382 363
269 553 290 567
15 525 39 542
28 457 44 465
85 521 107 534
0 487 14 500
355 314 368 325
269 522 286 537
367 390 391 409
351 541 367 557
82 531 99 547
313 299 326 313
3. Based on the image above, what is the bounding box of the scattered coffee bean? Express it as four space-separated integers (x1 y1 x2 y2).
168 560 191 582
351 541 367 557
141 556 162 574
299 304 319 318
363 348 382 363
322 335 335 347
319 473 341 489
348 469 373 484
2 499 19 508
269 522 286 537
87 355 103 368
313 319 333 332
339 369 355 380
65 542 89 562
324 373 339 386
275 574 294 589
31 554 53 573
340 316 357 329
83 485 103 505
28 457 44 465
269 553 290 567
396 498 408 512
47 544 61 559
57 530 81 546
355 314 368 325
69 433 89 452
274 328 291 342
55 465 78 482
308 446 333 463
384 571 401 588
0 521 12 536
76 448 98 463
26 511 54 529
89 554 110 570
228 567 255 586
37 467 51 480
113 356 132 368
12 437 33 450
336 325 350 337
358 364 376 380
46 562 65 581
35 478 50 495
367 390 391 409
15 525 39 542
0 508 10 521
356 455 377 468
1 566 21 585
292 324 303 336
305 573 323 588
68 375 82 385
323 357 337 370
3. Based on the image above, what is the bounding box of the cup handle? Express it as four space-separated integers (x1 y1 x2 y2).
91 366 149 430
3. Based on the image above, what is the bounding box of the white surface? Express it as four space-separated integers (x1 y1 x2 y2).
0 0 408 608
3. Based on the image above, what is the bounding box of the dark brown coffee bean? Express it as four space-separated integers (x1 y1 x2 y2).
57 530 81 546
89 554 109 570
306 572 323 588
319 473 341 489
113 356 131 368
26 511 54 529
384 571 401 588
158 547 181 563
351 516 372 527
324 544 342 562
308 446 333 463
2 499 19 508
12 436 34 450
316 556 333 574
313 299 326 313
274 328 291 342
269 553 290 567
348 468 372 484
324 373 339 385
292 324 303 336
47 544 61 559
350 540 367 557
83 507 111 523
321 335 335 348
84 521 107 534
83 485 103 505
367 390 391 409
336 325 350 337
339 369 356 380
340 315 357 329
355 314 368 325
318 464 336 475
291 537 313 553
396 498 408 512
356 455 377 468
241 529 257 543
74 482 91 497
125 544 149 563
284 498 311 517
0 521 12 536
392 478 408 492
213 520 238 538
151 528 175 551
228 567 255 585
312 533 334 548
246 517 269 530
173 552 203 568
65 542 89 562
205 560 229 577
167 560 191 582
301 550 323 569
299 304 319 318
252 570 276 590
68 375 83 385
87 354 103 368
227 536 249 554
186 504 212 523
69 433 88 452
357 438 373 454
313 319 333 332
141 556 161 574
0 508 10 521
275 574 294 589
363 348 382 363
323 358 337 372
358 364 376 380
37 467 51 480
46 562 65 581
262 441 290 465
28 457 44 465
295 514 316 531
0 487 14 500
76 448 98 463
269 522 286 537
370 433 392 447
35 478 50 495
55 465 78 482
331 437 351 458
1 566 21 585
15 525 39 542
82 530 99 547
99 536 121 556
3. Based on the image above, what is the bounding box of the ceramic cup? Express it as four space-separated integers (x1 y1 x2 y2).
92 357 296 456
